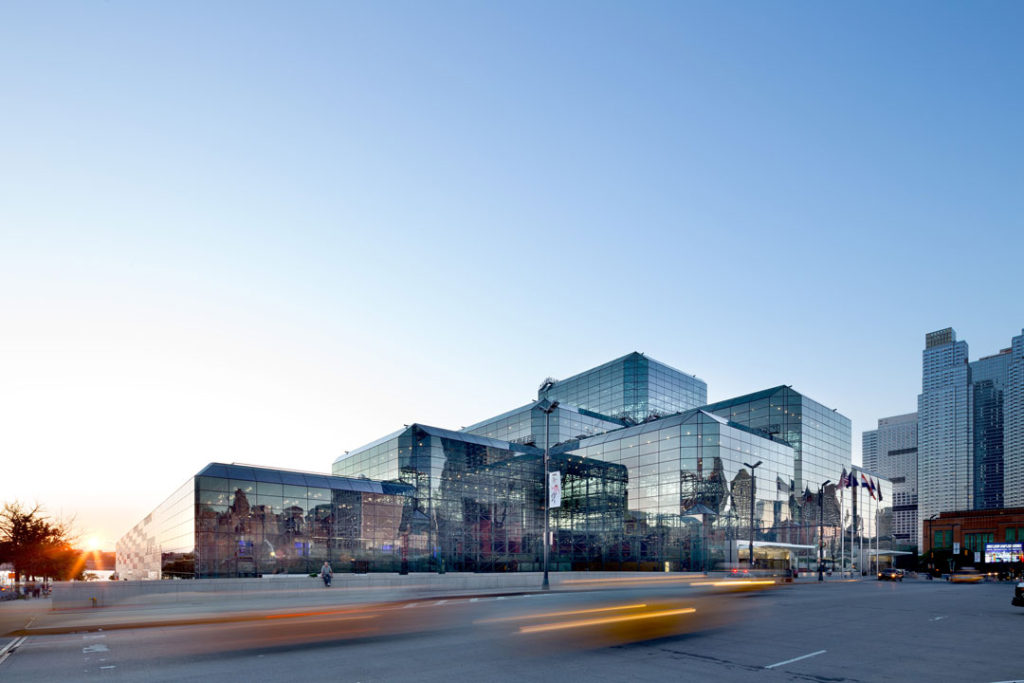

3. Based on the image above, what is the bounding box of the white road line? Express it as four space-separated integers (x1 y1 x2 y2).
434 600 448 605
83 644 110 654
402 603 418 609
765 649 827 670
100 666 116 670
930 615 946 621
0 636 27 666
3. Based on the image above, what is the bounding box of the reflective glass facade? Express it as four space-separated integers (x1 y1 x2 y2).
972 351 1012 510
462 402 626 447
702 386 851 495
537 352 706 424
122 353 859 576
117 464 415 579
334 425 629 571
558 410 805 569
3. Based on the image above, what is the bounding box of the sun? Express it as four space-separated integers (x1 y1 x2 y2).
86 537 101 551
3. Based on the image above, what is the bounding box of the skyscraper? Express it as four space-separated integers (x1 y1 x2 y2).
863 413 917 548
1001 332 1024 507
917 328 971 544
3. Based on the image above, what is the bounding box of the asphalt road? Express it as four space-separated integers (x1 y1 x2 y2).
2 578 1023 682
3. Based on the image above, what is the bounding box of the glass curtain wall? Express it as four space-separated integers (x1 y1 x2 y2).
193 464 413 577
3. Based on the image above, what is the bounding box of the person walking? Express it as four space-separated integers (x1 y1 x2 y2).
320 560 333 587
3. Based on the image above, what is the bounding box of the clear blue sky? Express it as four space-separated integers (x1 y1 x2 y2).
2 2 1022 548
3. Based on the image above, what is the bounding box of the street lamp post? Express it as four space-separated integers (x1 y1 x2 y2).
817 480 832 582
540 399 560 590
743 461 762 570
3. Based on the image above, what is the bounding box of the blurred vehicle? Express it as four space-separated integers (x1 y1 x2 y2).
1012 581 1024 607
950 569 984 583
877 568 903 582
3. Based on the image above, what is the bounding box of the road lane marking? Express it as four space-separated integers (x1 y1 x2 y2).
930 616 946 621
83 644 110 654
0 636 27 665
100 666 116 670
434 600 448 605
470 598 479 602
766 649 827 669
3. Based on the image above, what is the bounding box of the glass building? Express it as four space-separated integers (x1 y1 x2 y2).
333 424 629 572
120 352 861 576
536 352 707 424
117 463 415 579
461 402 626 447
701 386 851 496
556 409 803 570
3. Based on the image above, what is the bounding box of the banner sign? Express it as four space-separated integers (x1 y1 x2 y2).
985 543 1023 563
548 471 562 509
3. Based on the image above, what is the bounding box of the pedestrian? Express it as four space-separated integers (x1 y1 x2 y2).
320 560 333 587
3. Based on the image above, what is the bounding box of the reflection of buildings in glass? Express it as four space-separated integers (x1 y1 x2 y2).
121 352 858 577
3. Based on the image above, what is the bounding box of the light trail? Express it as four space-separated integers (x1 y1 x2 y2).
518 607 697 634
476 603 649 624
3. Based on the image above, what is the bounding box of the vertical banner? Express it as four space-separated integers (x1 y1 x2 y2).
548 471 562 508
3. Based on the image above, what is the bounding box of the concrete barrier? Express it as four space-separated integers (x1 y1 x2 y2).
50 571 694 610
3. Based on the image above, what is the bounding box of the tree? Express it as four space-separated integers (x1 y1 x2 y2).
0 502 84 582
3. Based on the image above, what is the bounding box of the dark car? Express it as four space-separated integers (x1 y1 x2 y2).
1012 582 1024 607
878 568 903 581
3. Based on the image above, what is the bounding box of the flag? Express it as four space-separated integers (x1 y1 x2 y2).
803 488 814 504
838 468 849 488
874 478 883 502
860 473 870 490
867 476 876 500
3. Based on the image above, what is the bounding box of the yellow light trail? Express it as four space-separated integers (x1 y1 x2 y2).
518 607 697 634
689 580 776 587
475 603 648 624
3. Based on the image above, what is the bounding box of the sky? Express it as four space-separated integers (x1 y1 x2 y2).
2 1 1022 549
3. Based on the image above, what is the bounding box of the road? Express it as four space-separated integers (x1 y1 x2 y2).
2 577 1023 682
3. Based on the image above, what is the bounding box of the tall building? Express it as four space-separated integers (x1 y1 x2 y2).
917 327 1024 543
1006 333 1024 507
917 328 972 543
862 413 918 548
971 349 1013 510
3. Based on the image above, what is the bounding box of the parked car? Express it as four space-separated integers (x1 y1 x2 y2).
878 568 903 582
950 569 984 584
1012 582 1024 607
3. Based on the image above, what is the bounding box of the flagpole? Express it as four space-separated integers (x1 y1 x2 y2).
840 481 845 578
859 475 864 577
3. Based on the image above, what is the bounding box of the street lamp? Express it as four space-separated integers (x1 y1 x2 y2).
540 399 559 590
817 480 832 582
743 461 762 570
